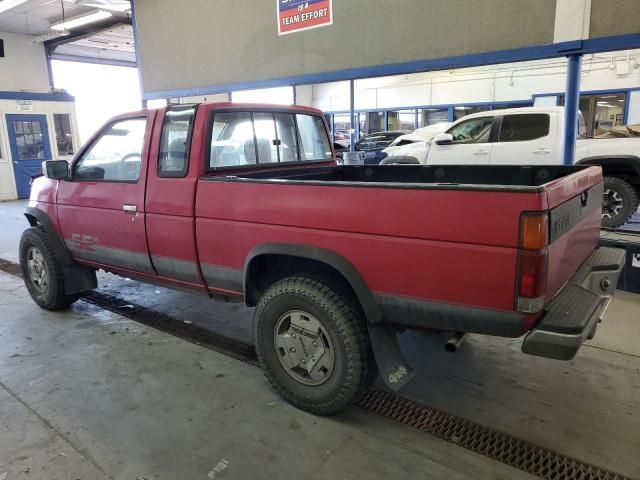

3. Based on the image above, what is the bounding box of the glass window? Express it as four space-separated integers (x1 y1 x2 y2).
158 106 195 177
418 108 448 127
296 114 332 161
253 113 279 164
453 105 490 120
209 112 255 168
274 113 300 162
387 109 416 131
333 113 351 148
498 114 550 142
12 120 45 160
75 117 146 182
356 132 404 151
359 111 385 137
53 113 74 156
559 93 626 137
447 117 494 144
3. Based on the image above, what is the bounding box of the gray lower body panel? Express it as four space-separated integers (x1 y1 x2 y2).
65 240 155 275
151 255 202 284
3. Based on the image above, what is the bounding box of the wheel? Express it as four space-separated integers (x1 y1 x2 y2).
254 276 373 415
602 177 639 229
19 227 80 310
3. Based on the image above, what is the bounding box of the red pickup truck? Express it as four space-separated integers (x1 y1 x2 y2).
20 102 625 415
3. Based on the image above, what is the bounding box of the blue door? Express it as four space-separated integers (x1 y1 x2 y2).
6 114 52 199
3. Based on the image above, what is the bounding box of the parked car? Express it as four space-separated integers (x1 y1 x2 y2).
403 107 640 229
355 130 408 164
382 122 452 163
20 102 624 415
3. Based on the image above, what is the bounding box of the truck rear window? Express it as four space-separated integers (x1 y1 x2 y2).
208 111 332 169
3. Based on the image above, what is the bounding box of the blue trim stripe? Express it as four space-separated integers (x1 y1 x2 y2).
142 33 640 101
0 91 74 102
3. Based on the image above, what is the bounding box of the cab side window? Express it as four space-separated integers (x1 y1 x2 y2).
447 117 494 144
498 114 550 142
75 117 146 182
158 106 195 177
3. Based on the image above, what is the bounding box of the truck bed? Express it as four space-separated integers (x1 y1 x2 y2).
207 164 596 192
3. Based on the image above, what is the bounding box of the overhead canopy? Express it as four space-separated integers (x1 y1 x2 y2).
0 0 135 66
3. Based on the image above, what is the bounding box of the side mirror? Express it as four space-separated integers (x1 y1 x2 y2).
42 160 69 180
434 133 454 145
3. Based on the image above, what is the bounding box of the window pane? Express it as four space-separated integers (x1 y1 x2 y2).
453 106 490 120
418 108 448 127
253 112 279 163
12 120 45 160
332 113 351 147
359 111 385 137
296 114 332 161
448 117 493 144
209 112 255 168
53 113 74 156
158 106 195 176
75 118 146 181
499 114 550 142
387 110 415 131
274 113 299 162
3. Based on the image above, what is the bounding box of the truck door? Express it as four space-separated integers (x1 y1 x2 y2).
427 116 495 165
57 113 155 274
490 113 558 165
145 105 205 288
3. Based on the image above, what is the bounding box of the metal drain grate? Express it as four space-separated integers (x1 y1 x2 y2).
355 389 628 480
0 258 631 480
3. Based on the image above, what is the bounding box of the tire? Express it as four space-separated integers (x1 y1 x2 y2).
602 177 639 229
254 275 373 415
19 226 80 310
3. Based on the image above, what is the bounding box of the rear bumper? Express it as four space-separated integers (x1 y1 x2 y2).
522 247 626 360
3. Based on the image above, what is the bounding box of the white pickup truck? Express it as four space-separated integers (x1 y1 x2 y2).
383 106 640 228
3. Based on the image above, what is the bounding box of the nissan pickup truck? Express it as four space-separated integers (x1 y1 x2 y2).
383 106 640 229
20 102 625 415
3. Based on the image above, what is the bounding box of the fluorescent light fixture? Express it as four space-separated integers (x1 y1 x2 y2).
50 10 112 31
0 0 30 14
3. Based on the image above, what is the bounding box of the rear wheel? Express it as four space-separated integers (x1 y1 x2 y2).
19 227 80 310
254 275 373 415
602 176 639 229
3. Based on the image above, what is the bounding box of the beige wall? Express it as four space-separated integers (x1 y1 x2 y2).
0 31 50 92
135 0 557 96
590 0 640 38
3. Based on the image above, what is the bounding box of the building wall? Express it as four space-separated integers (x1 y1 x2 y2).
311 50 640 113
134 0 557 97
0 32 79 201
0 32 50 92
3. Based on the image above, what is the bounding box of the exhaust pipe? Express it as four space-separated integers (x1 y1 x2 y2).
445 332 467 352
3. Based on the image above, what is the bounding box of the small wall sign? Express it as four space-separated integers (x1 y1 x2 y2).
16 100 34 112
278 0 333 35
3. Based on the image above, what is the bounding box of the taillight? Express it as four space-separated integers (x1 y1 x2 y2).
516 212 549 313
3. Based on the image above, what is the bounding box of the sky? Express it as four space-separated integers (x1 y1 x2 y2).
51 60 142 143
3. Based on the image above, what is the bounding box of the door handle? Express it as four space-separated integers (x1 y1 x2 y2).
473 150 489 156
533 148 551 155
122 204 137 213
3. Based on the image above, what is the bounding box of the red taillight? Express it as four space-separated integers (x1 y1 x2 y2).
516 212 549 313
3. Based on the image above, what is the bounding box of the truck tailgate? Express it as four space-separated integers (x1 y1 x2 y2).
544 166 603 302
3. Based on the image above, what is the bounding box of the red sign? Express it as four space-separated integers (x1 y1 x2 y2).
278 0 333 35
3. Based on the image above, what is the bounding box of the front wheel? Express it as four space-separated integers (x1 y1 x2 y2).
601 177 639 229
19 227 80 310
253 276 373 415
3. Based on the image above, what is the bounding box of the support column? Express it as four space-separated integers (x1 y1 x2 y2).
562 54 582 165
350 79 356 152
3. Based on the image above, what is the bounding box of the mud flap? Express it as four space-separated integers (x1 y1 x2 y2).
367 322 414 391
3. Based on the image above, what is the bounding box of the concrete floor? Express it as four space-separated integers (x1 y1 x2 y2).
1 200 640 479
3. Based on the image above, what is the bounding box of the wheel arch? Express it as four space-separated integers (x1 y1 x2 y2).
576 156 640 183
23 206 97 295
243 244 383 324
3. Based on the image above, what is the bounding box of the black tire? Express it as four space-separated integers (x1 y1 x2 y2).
19 226 80 310
254 275 373 415
602 177 639 229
